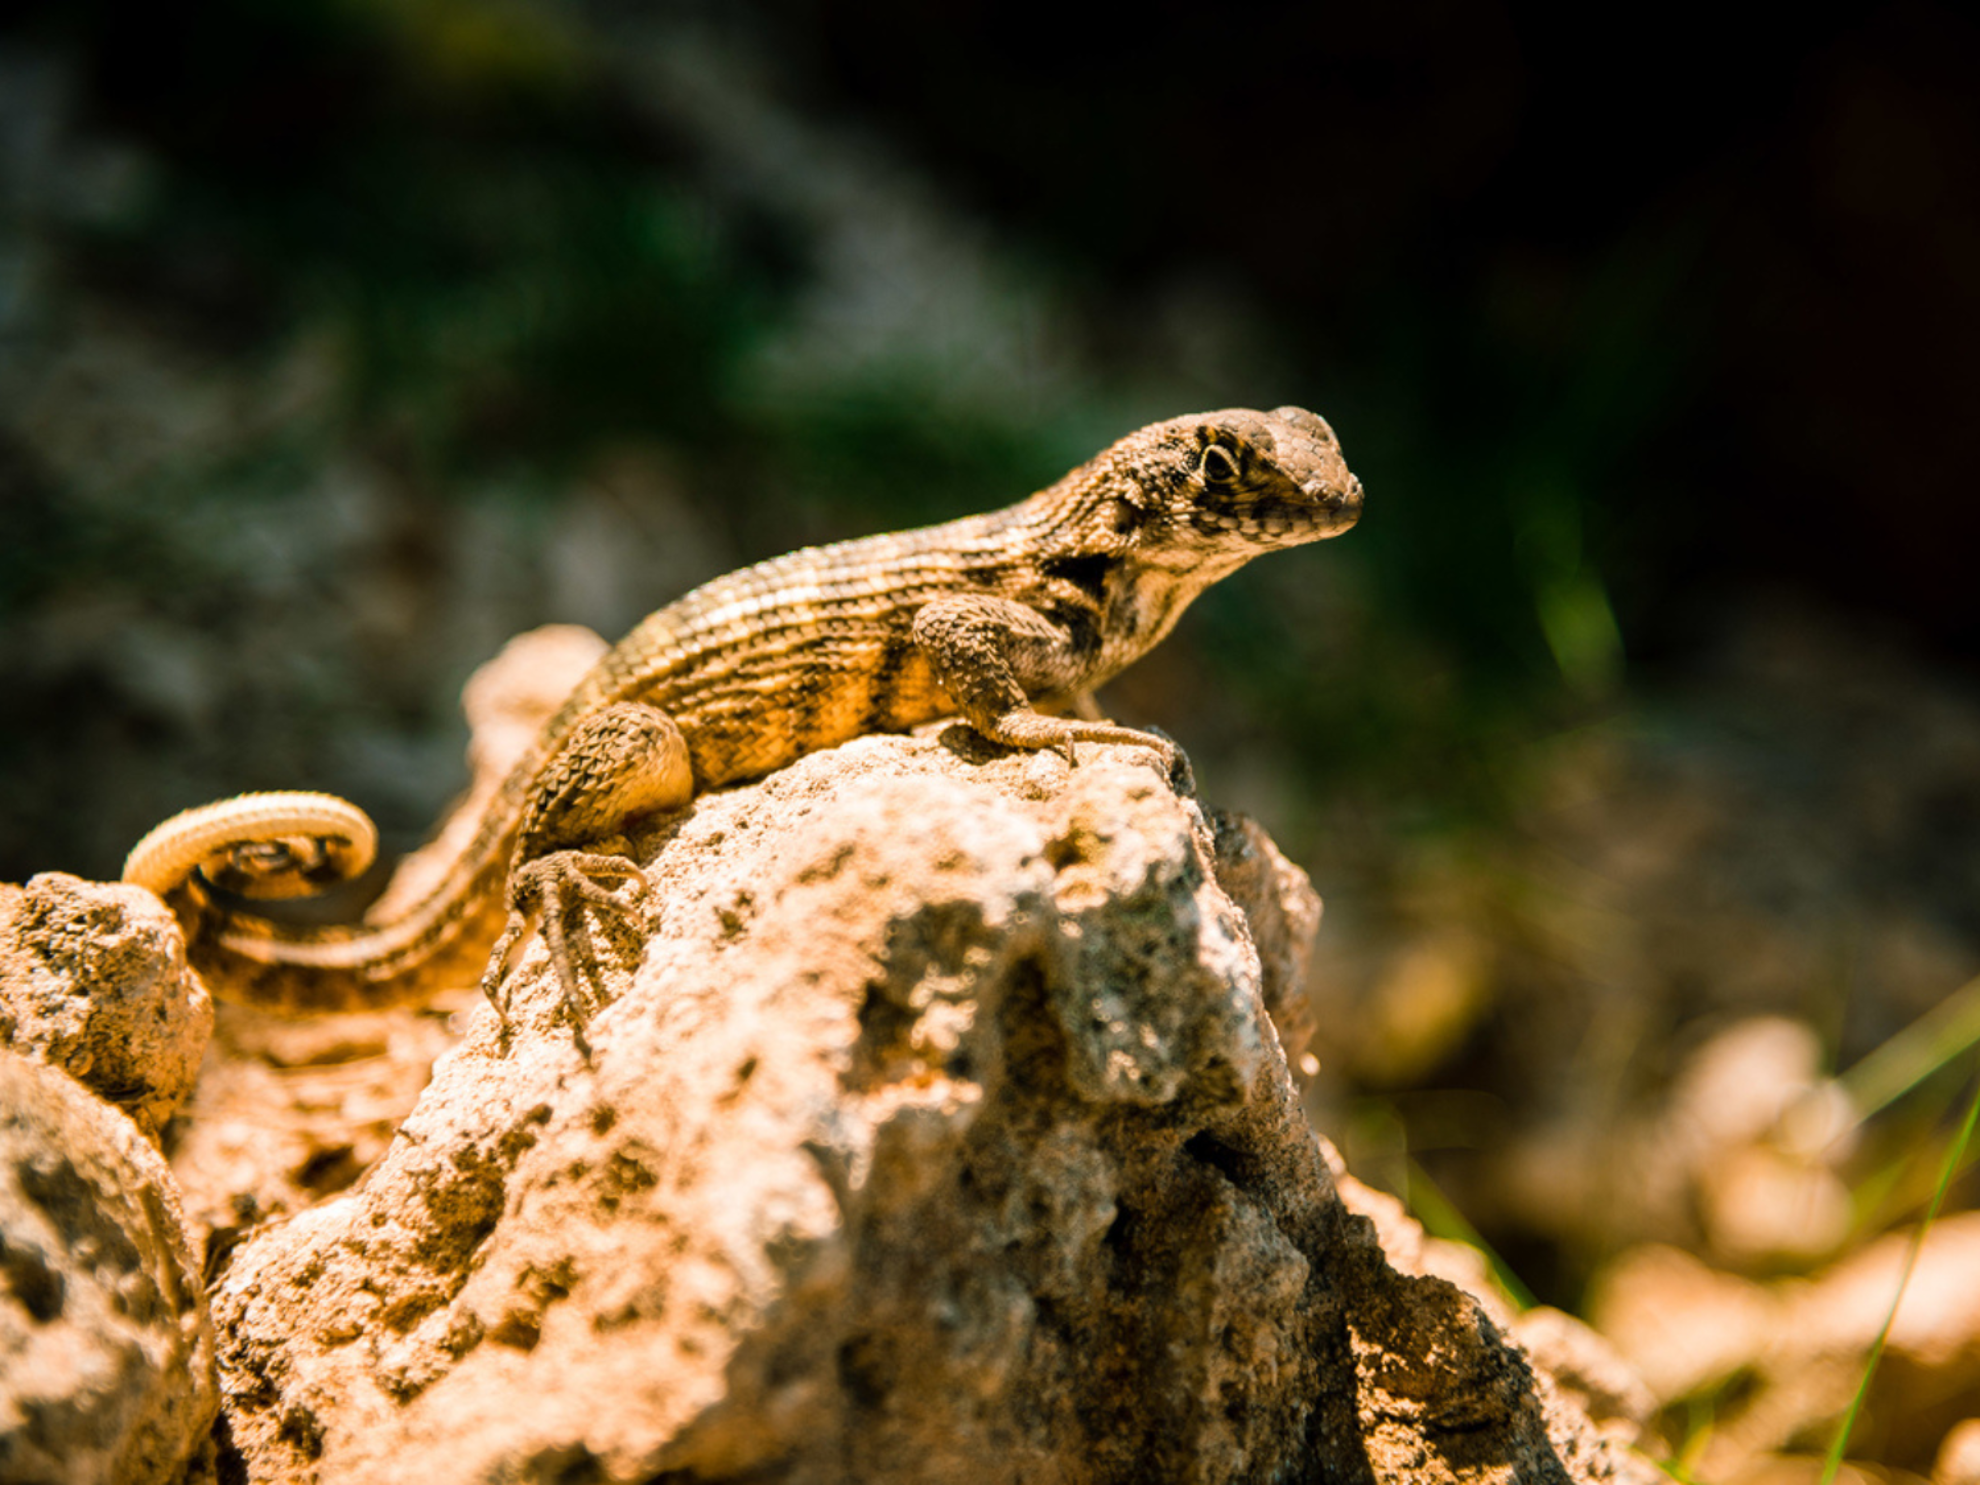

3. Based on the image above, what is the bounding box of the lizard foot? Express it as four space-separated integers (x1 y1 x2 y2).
978 708 1183 776
481 850 650 1033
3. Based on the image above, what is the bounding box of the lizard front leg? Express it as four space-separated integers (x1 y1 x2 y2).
483 701 694 1027
909 595 1178 769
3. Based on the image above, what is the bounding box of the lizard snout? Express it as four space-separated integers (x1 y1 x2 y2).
1305 473 1365 532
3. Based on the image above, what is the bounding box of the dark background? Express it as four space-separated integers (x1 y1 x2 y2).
814 0 1980 665
3 0 1977 1306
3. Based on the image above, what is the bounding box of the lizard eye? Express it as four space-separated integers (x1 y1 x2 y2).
1201 444 1240 486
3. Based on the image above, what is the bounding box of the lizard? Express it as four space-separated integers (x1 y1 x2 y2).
122 405 1364 1019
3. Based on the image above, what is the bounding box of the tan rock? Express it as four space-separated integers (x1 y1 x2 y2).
207 732 1654 1483
1204 807 1322 1069
0 1050 217 1485
1936 1418 1980 1485
167 995 471 1270
1593 1215 1980 1477
1332 1155 1655 1465
0 871 213 1139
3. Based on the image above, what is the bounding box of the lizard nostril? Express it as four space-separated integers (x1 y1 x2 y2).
1304 476 1357 508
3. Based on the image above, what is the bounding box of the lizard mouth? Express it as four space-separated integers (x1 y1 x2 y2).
1304 474 1365 535
1191 473 1365 545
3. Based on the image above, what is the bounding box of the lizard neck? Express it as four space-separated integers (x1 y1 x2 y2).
997 463 1256 692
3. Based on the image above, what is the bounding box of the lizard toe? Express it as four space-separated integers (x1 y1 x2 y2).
489 850 651 1031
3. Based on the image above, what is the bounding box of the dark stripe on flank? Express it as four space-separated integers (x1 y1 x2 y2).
1041 552 1119 605
863 633 915 734
790 658 841 759
1046 601 1105 666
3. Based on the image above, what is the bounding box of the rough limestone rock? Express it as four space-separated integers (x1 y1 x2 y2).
210 731 1655 1484
1326 1158 1656 1462
1205 809 1322 1070
0 1050 218 1485
0 872 213 1140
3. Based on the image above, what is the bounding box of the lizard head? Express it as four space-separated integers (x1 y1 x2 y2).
1176 404 1363 545
1089 405 1364 576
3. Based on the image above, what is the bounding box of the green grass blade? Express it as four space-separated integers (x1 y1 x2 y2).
1405 1157 1538 1311
1820 1057 1980 1482
1840 973 1980 1118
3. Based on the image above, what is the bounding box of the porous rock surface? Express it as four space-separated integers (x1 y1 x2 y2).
0 1049 218 1485
0 871 213 1140
211 731 1655 1484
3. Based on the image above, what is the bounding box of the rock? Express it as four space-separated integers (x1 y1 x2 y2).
0 872 213 1139
1937 1419 1980 1485
209 731 1654 1483
1207 808 1322 1069
0 1050 218 1485
1330 1153 1655 1467
1329 1154 1520 1328
166 997 471 1275
1593 1213 1980 1478
1510 1309 1658 1451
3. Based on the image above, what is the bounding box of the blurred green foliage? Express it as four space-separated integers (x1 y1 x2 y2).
9 0 1721 848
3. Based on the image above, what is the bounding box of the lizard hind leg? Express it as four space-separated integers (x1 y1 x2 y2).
514 700 696 858
485 701 693 1028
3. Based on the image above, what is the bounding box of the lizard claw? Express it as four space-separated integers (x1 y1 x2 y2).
482 850 650 1033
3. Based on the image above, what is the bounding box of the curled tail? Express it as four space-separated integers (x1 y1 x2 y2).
123 789 510 1014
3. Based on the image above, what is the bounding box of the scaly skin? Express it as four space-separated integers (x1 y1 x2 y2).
124 406 1364 1014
